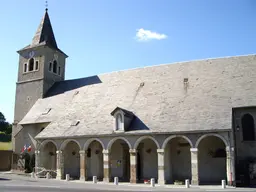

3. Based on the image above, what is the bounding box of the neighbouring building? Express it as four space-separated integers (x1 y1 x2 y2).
12 8 256 187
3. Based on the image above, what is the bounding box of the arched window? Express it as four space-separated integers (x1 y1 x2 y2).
58 66 61 75
49 62 52 71
53 60 57 73
24 63 27 73
28 58 34 71
116 114 122 131
35 61 39 70
242 113 255 141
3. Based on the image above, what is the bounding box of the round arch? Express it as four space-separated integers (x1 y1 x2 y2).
134 136 160 149
38 140 58 151
83 138 105 150
162 135 193 149
107 137 132 150
195 133 229 148
60 139 82 150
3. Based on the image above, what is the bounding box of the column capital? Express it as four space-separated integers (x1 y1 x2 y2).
79 150 86 154
56 150 63 154
129 149 137 154
190 148 198 152
226 146 234 152
157 149 164 153
102 149 109 154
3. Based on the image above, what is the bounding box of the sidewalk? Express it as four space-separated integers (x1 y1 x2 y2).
69 179 237 190
2 171 253 191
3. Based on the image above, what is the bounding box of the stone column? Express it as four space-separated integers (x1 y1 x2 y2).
103 149 111 182
226 146 235 186
129 149 137 183
79 150 87 181
190 148 199 185
56 150 64 180
157 149 165 185
35 150 40 173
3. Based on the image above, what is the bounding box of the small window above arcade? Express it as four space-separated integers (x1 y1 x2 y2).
110 107 134 132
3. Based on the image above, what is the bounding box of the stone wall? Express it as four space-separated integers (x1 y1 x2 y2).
0 150 12 171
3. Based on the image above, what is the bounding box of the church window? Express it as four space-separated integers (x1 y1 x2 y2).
58 66 61 75
53 60 57 73
49 62 52 72
35 61 39 70
242 113 255 141
116 113 122 131
23 63 27 73
28 58 34 71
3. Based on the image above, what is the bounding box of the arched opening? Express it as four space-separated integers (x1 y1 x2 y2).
198 136 227 185
40 141 57 174
242 114 255 141
109 139 130 182
164 137 192 184
53 60 57 73
86 140 104 181
28 58 34 71
63 141 80 180
135 138 158 183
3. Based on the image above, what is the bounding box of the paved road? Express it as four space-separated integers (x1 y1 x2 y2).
0 173 256 192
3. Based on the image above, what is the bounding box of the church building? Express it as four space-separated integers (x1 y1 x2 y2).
12 8 256 187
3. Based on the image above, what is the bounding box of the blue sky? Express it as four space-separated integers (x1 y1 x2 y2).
0 0 255 122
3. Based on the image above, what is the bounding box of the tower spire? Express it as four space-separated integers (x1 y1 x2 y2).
31 6 58 49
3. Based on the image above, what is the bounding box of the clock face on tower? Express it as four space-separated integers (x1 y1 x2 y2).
54 53 58 60
28 51 35 58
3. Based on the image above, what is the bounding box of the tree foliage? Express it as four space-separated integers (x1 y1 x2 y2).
0 112 12 142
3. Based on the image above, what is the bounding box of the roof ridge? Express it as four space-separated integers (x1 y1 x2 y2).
62 54 256 82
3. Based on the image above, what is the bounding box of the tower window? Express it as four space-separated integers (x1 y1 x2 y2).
58 66 61 75
23 63 27 73
53 60 57 73
28 58 34 71
242 113 255 141
35 61 39 70
49 62 52 72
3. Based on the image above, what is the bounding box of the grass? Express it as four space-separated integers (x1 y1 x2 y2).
0 142 12 150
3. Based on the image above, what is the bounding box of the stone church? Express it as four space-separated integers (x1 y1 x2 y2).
12 8 256 187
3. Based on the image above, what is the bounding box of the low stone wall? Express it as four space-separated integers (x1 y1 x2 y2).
0 150 13 171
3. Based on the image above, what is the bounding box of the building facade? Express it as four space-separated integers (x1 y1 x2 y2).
12 9 256 186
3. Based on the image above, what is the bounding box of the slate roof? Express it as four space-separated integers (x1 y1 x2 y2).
19 54 256 139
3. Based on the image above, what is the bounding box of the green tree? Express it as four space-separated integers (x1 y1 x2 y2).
0 112 12 135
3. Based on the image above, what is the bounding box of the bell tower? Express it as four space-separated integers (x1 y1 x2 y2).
12 8 68 153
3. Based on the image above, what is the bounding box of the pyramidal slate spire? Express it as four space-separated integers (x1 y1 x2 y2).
31 9 58 49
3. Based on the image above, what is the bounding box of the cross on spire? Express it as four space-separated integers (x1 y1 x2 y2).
45 0 48 11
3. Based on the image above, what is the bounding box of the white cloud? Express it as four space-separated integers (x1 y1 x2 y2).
135 28 167 42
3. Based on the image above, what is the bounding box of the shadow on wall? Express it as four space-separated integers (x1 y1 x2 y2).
45 75 102 97
128 116 150 131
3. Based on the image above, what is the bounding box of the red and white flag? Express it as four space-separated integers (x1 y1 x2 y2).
21 144 27 153
27 144 32 152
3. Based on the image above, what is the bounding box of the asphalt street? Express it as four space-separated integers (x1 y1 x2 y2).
0 173 256 192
